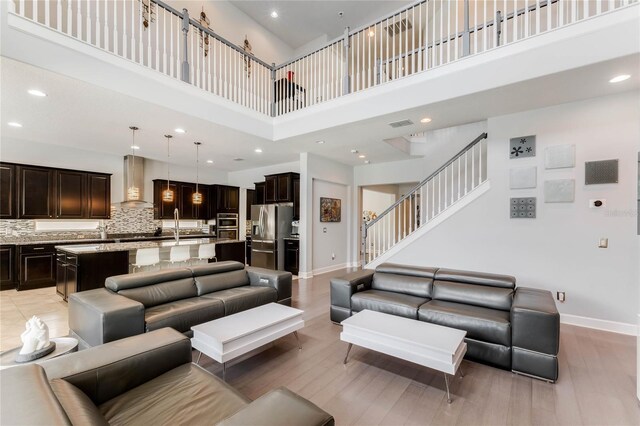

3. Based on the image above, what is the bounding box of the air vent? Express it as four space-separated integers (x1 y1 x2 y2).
384 18 413 37
233 158 244 161
388 119 414 128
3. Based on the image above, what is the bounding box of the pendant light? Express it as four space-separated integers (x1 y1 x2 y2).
127 126 141 201
192 142 203 205
162 134 174 202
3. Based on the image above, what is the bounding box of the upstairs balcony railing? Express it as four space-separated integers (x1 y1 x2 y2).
11 0 635 117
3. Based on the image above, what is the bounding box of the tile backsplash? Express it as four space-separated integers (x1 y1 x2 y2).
0 206 202 242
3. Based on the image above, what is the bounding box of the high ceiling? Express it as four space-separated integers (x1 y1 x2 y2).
229 0 414 50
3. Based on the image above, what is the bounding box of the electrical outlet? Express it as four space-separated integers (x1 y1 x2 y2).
598 238 608 248
556 292 565 303
323 227 327 233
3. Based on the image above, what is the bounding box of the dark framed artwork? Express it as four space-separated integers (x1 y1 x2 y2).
320 197 341 222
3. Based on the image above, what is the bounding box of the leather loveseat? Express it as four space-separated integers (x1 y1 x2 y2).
69 261 292 348
0 328 334 426
330 263 559 381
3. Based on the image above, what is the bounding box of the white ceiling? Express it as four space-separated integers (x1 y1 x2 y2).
229 0 414 50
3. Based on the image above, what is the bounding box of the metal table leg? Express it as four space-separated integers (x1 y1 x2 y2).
444 373 452 404
293 331 302 350
222 362 226 381
343 343 353 365
195 351 202 365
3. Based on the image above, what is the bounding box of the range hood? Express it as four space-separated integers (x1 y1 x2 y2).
117 155 153 208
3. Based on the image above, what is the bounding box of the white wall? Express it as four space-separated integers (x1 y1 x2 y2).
362 187 396 217
167 0 294 64
384 91 639 326
300 153 354 277
0 138 228 203
312 179 350 273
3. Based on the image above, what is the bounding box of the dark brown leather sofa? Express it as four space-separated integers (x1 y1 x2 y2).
69 261 292 348
330 263 559 381
0 328 334 426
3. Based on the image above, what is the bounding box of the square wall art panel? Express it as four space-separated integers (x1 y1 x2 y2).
509 166 537 189
320 197 341 222
545 144 575 169
510 197 536 219
510 135 536 159
544 179 575 203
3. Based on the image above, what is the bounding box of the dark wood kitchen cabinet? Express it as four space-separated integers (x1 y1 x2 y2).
0 245 16 290
179 182 198 220
87 173 111 219
17 165 55 219
56 249 129 300
214 185 239 214
56 252 77 301
10 164 111 220
246 189 255 219
284 239 299 276
254 182 266 204
0 163 16 219
153 180 179 219
264 173 300 204
18 244 56 290
293 176 300 220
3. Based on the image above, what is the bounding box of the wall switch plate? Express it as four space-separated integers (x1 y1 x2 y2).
598 238 608 248
323 227 327 233
556 292 565 302
331 253 335 260
589 199 606 208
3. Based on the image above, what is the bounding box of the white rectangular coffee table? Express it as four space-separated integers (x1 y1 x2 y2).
191 303 304 380
340 310 467 403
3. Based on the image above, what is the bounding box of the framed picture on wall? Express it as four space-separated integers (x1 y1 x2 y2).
320 197 341 222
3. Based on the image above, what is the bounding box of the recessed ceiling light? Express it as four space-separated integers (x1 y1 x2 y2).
420 117 432 123
174 128 186 134
609 74 630 83
316 140 325 144
358 154 366 159
368 30 375 37
270 10 278 18
254 148 263 153
27 89 47 97
364 160 371 164
8 122 22 128
130 145 140 150
206 160 213 164
350 149 358 154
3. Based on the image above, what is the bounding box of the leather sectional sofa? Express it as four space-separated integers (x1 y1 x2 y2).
330 263 560 381
69 261 292 348
0 328 334 426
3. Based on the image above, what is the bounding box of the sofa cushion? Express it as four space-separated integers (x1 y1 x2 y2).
50 379 109 426
116 279 197 309
372 273 433 299
106 269 193 291
434 268 515 289
194 270 250 296
432 281 514 311
99 363 249 425
375 263 438 279
418 300 511 346
351 289 428 319
202 286 277 316
145 297 224 333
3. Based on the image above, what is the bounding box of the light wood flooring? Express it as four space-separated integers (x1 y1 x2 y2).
1 269 638 425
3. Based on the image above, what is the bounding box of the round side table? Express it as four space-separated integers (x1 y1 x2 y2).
0 337 79 370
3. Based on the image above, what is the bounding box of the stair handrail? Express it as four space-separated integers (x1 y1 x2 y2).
364 132 487 231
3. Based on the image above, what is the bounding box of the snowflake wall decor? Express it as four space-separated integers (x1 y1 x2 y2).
509 135 536 159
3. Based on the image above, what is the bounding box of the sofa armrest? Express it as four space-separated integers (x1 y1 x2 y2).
0 364 71 425
40 328 192 406
329 269 374 322
511 287 560 355
68 288 145 347
217 387 334 426
246 266 293 305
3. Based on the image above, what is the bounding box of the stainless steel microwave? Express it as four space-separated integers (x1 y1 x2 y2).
217 213 238 229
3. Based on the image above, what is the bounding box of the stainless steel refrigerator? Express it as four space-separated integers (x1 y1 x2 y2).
251 204 293 270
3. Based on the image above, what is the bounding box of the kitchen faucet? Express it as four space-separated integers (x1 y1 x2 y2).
173 208 180 243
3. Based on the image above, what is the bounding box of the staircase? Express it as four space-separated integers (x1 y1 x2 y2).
362 133 489 267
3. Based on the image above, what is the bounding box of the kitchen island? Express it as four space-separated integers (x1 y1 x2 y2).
54 238 246 301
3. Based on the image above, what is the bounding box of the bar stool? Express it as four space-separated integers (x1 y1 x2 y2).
166 245 191 268
132 248 160 273
192 243 217 265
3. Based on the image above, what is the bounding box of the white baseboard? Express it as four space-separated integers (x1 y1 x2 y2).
297 271 313 279
561 313 638 336
312 263 350 276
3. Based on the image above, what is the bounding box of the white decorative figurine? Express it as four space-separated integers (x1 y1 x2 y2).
16 316 55 362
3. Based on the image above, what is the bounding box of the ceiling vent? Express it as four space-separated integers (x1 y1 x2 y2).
384 18 413 37
388 119 414 128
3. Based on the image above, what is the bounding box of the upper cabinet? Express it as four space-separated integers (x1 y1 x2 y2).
246 189 255 219
1 163 111 219
293 176 300 220
254 182 266 204
153 181 239 219
153 180 179 219
264 173 300 204
214 185 239 214
0 163 16 219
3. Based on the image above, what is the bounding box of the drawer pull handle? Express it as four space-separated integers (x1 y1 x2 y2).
33 247 45 251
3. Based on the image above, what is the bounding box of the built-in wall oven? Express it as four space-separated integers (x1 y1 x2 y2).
217 213 239 240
